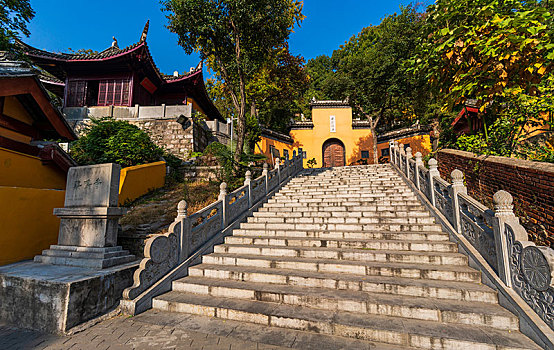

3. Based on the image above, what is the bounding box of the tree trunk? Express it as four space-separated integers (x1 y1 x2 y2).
371 126 379 164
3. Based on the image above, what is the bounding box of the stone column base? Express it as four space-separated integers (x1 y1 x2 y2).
34 245 135 269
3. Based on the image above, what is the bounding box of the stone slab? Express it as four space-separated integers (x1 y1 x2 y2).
64 163 120 208
0 260 138 334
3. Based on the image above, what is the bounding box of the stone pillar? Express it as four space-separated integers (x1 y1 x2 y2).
492 190 525 286
244 170 252 208
405 147 413 179
276 157 281 184
34 163 134 269
399 146 406 176
449 169 467 233
219 182 228 229
177 200 190 262
428 158 440 207
262 163 269 195
414 152 423 190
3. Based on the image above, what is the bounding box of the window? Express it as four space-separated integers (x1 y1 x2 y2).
66 80 87 107
381 148 390 157
361 150 370 159
98 79 131 106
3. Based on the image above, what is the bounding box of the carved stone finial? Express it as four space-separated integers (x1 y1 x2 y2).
406 147 413 158
493 190 514 214
415 152 422 159
244 171 252 186
429 158 438 168
263 163 268 171
177 200 188 217
218 182 228 201
451 169 464 184
275 158 281 168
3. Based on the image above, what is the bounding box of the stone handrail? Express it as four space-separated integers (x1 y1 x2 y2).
390 143 554 332
121 148 304 314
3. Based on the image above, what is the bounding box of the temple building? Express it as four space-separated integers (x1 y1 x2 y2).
256 99 433 168
19 22 229 158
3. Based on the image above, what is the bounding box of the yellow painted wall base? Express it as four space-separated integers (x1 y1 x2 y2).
0 147 67 189
119 161 167 205
0 186 65 266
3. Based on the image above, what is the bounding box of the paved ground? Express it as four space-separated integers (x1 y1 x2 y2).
0 312 289 350
0 309 385 350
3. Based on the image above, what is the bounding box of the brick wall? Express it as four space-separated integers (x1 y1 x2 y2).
71 118 215 160
437 149 554 247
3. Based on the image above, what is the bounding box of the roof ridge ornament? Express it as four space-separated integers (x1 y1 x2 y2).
140 20 150 43
112 36 119 48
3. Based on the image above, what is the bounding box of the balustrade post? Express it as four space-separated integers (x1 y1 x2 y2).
275 157 281 184
177 200 190 262
414 152 423 190
262 163 269 195
449 169 467 233
399 146 406 176
298 148 304 172
218 182 227 229
393 142 399 165
292 151 297 175
492 190 526 287
244 170 252 208
405 147 413 179
428 158 440 207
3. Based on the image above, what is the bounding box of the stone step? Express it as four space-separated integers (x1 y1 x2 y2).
258 204 428 212
225 236 458 252
253 210 432 218
39 247 131 260
189 264 497 303
246 216 436 225
213 244 467 266
172 277 518 331
152 293 539 349
139 310 403 350
201 253 481 282
239 222 444 233
232 228 450 241
268 196 419 203
266 199 424 206
34 253 135 269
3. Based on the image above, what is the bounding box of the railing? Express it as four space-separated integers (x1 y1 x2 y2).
390 143 554 332
121 149 304 314
63 104 193 121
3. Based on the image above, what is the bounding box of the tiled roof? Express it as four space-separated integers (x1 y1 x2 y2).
310 99 350 108
16 39 143 61
0 53 35 77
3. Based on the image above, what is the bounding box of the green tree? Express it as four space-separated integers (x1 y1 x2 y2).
71 118 166 168
162 0 304 166
416 0 554 157
327 6 428 164
0 0 34 52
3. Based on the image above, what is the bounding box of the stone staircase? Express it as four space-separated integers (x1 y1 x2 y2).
150 164 540 349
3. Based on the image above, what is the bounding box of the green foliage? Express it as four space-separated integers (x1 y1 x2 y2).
70 118 165 168
0 0 34 52
163 0 304 162
307 158 317 168
203 142 266 187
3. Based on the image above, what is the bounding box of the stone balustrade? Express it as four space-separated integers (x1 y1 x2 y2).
390 142 554 332
121 149 305 314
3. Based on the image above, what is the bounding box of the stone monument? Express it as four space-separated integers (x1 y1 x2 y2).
35 163 135 269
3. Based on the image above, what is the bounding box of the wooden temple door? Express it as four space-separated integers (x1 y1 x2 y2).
323 140 345 167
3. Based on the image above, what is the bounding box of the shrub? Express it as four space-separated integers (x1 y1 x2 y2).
71 118 165 168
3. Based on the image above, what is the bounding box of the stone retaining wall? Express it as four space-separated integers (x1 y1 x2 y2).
437 149 554 247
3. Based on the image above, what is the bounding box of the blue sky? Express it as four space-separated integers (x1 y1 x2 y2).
26 0 433 75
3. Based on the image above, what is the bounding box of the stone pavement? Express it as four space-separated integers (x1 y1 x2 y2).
0 311 289 350
0 309 383 350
